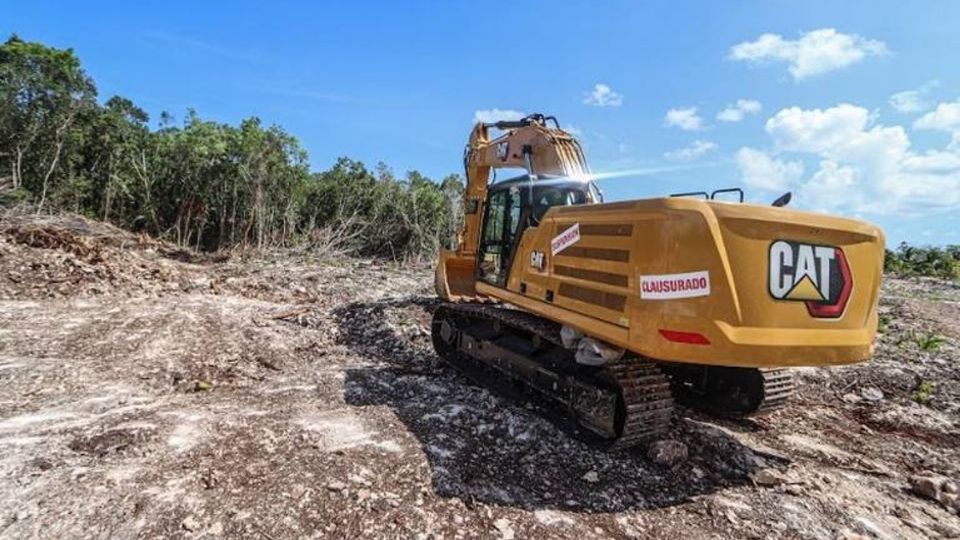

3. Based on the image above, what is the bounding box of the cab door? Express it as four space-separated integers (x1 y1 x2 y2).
478 187 523 287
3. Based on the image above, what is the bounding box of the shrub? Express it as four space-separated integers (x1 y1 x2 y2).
885 242 960 280
915 333 946 352
913 380 935 405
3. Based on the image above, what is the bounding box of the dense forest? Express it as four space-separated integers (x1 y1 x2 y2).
0 35 464 259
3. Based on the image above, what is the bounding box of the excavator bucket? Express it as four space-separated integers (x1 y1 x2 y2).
435 249 478 300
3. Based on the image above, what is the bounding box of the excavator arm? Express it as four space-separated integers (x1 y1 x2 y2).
437 114 591 300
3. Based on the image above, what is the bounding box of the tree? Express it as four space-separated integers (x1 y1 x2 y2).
0 35 96 208
440 173 465 249
77 96 150 220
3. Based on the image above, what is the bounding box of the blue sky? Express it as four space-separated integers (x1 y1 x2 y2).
7 1 960 245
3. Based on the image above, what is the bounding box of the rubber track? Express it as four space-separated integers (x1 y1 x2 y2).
434 303 674 448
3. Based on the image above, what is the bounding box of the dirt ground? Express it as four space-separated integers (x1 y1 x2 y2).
1 213 959 539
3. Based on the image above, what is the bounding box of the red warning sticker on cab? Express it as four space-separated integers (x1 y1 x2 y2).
640 271 711 300
551 223 580 256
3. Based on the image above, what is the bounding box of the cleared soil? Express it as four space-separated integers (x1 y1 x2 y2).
1 213 958 539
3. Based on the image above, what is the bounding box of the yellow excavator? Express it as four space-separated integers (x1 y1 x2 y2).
432 113 884 448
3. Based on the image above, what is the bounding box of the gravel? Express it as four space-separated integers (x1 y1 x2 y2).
0 212 958 539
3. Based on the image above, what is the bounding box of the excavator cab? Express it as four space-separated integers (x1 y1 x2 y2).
477 175 598 288
438 174 598 299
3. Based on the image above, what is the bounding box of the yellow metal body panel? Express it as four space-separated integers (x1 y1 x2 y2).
475 197 884 369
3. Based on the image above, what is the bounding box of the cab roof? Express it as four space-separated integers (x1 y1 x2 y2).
488 173 592 193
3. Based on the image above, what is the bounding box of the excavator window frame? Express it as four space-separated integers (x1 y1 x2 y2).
477 186 524 287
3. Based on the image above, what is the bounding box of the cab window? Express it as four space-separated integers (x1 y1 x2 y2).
531 186 587 223
478 187 522 286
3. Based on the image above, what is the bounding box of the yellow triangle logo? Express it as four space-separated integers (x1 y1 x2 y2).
786 275 825 301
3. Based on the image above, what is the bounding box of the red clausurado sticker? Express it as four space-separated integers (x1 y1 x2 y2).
640 271 711 300
551 223 580 256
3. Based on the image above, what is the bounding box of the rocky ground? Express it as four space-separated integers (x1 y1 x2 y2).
0 211 959 539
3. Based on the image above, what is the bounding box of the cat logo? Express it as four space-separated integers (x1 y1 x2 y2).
529 250 545 270
768 240 852 318
496 142 509 161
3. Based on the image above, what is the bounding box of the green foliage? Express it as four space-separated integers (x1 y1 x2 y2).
877 313 891 333
0 35 463 258
301 159 463 259
0 186 31 205
912 380 935 405
915 332 946 352
885 242 960 280
0 34 96 208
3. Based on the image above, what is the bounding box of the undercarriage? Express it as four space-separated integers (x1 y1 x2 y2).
431 303 796 448
662 363 795 418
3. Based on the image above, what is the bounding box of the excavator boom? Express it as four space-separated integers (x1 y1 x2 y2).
437 114 590 299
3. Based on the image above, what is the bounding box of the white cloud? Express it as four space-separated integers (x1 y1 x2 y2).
665 140 718 161
735 147 804 190
914 100 960 132
717 99 763 122
877 152 960 212
889 91 927 114
729 28 888 80
800 160 862 210
737 99 763 114
664 107 704 131
902 150 960 173
583 84 624 107
717 110 743 123
889 81 939 114
745 103 960 214
562 125 583 136
764 105 910 181
915 99 960 151
473 109 525 124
